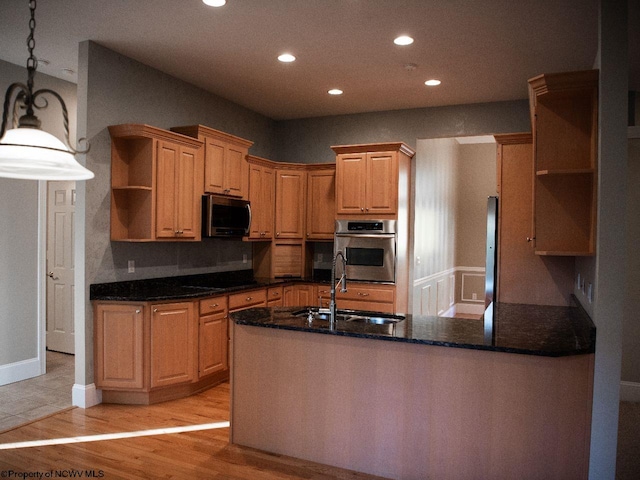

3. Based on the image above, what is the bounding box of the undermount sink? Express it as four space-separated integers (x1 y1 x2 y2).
346 315 403 325
293 307 405 325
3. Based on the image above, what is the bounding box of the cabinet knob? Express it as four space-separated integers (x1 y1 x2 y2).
357 292 370 297
365 208 369 212
246 297 252 301
526 236 535 243
136 309 141 314
153 308 158 312
361 207 364 212
276 232 280 237
210 303 218 308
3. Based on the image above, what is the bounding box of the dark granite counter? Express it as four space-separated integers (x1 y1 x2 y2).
230 299 595 357
90 269 330 301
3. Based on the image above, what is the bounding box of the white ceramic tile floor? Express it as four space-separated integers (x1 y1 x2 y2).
0 350 74 432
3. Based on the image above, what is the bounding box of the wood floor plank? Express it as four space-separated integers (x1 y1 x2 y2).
0 382 386 479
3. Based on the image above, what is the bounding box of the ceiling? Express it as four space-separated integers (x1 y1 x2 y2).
0 0 631 121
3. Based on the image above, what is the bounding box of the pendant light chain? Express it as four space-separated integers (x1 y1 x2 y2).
27 0 37 88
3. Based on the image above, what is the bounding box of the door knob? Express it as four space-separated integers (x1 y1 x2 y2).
47 272 58 280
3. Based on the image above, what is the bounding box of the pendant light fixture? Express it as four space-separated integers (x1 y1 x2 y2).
0 0 93 180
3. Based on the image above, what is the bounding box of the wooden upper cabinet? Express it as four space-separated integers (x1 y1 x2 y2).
247 155 275 240
275 167 306 239
109 124 203 242
155 140 200 240
306 166 336 240
332 143 414 217
528 70 598 256
171 125 253 199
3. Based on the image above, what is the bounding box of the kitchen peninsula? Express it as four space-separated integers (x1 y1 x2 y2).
230 302 595 480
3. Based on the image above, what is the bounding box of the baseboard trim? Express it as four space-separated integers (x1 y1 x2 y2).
0 357 42 386
620 381 640 402
72 383 102 408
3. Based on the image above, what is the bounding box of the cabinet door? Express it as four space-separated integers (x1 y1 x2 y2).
224 144 249 199
204 137 226 195
175 146 199 239
275 169 306 238
156 141 179 238
150 302 196 388
156 141 199 240
297 285 313 306
199 311 228 378
249 164 275 239
94 303 145 390
366 152 397 214
307 169 336 239
336 153 366 214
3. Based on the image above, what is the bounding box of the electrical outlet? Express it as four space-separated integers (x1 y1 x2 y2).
416 256 421 265
472 293 477 300
242 254 248 264
128 260 135 273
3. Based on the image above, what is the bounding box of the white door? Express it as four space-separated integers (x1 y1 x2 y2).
46 181 76 354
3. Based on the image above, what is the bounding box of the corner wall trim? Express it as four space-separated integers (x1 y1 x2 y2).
72 383 102 408
620 381 640 403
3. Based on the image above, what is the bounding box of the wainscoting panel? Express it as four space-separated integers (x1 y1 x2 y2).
413 267 485 317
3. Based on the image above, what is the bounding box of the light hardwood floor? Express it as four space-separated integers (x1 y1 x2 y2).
0 382 385 479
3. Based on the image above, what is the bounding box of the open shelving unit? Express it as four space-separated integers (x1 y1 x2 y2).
528 69 598 256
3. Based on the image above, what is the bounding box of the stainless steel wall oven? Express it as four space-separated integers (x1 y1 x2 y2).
334 220 396 283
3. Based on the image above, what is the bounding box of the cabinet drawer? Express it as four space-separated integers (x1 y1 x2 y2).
267 287 283 301
229 289 267 311
336 285 395 304
199 296 228 316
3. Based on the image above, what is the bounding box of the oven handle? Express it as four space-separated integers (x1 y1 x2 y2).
334 233 396 239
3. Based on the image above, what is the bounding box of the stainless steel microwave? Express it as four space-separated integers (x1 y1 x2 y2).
334 220 396 283
202 194 251 237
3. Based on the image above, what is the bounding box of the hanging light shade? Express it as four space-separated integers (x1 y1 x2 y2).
0 0 93 181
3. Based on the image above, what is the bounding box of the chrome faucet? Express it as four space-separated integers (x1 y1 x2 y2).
329 251 348 328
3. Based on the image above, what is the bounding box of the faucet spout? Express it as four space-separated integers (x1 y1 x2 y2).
330 251 348 328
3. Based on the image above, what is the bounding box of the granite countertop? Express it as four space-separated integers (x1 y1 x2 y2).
89 269 331 301
230 299 595 357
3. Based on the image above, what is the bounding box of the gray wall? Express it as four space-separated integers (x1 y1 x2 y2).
275 100 530 164
0 59 76 369
80 41 278 286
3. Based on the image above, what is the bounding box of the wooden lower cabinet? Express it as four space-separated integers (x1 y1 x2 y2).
94 303 145 390
316 283 395 313
150 302 196 388
94 298 226 405
93 283 396 404
198 296 228 379
283 284 314 307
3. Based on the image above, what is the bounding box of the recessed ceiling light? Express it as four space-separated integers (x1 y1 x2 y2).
425 79 442 86
328 89 343 95
278 53 296 63
394 35 414 46
203 0 226 6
